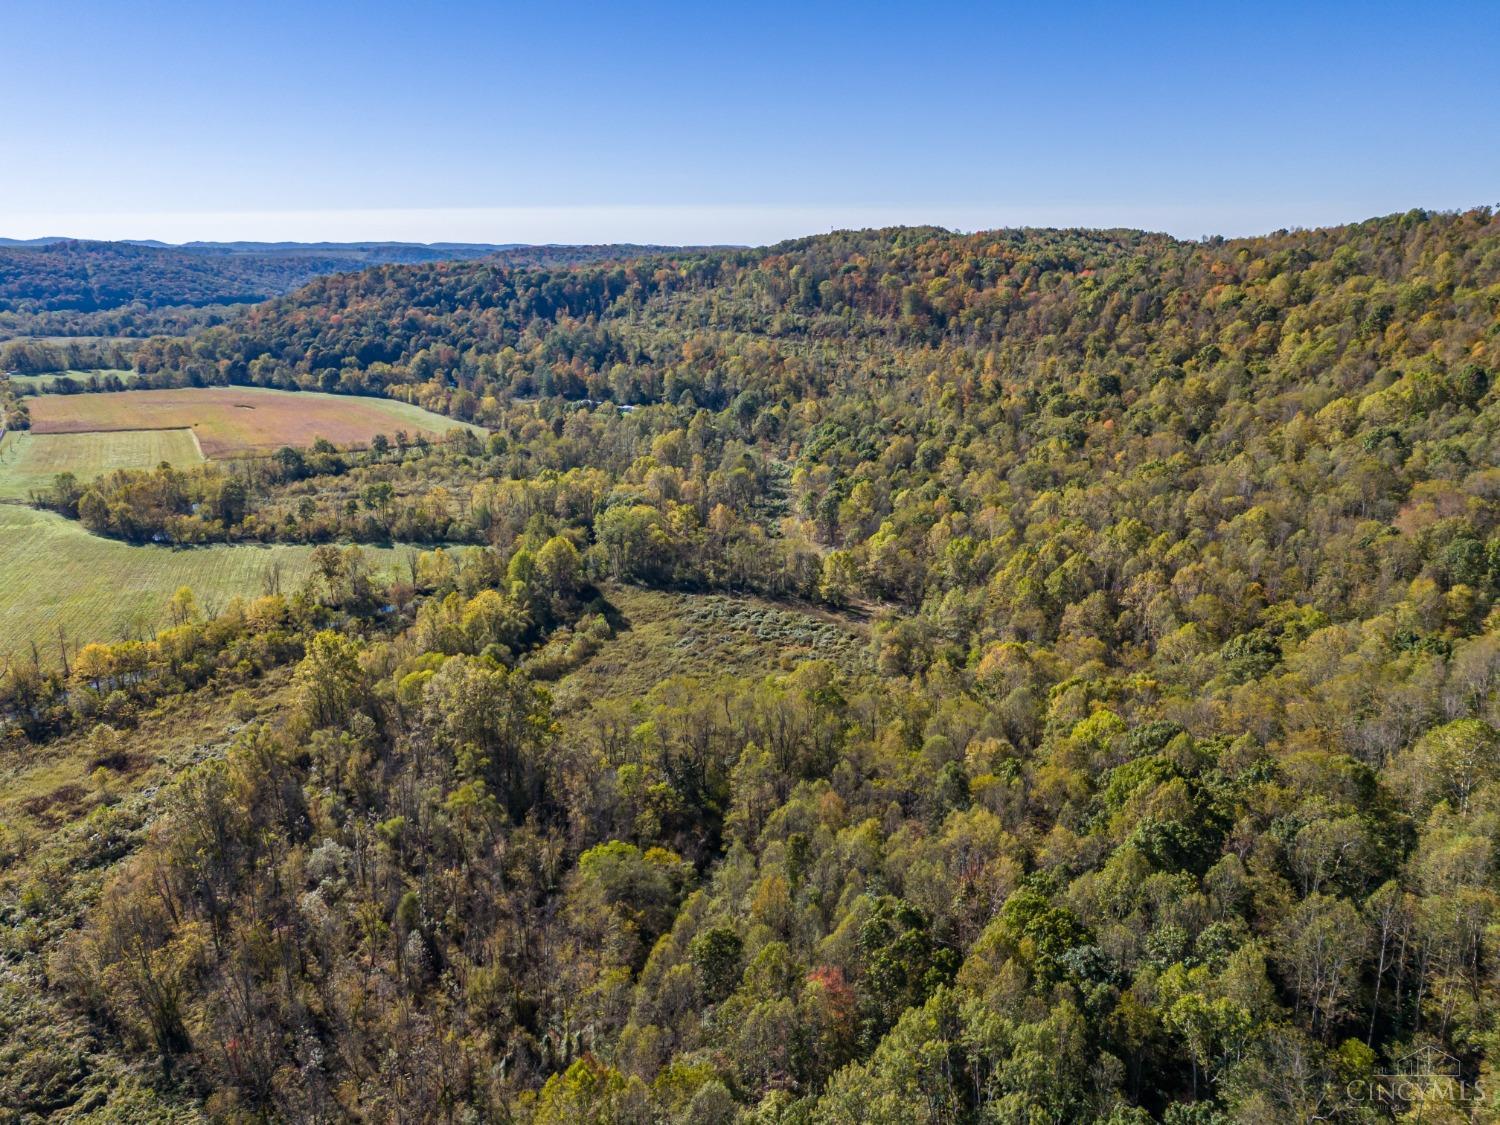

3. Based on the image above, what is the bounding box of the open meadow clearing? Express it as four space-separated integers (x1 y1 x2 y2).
27 385 479 457
0 428 203 500
549 584 869 714
0 504 413 659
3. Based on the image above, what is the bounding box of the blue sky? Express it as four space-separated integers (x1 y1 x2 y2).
3 0 1497 243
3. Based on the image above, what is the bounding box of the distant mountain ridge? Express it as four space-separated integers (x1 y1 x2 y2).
125 239 515 263
0 236 511 255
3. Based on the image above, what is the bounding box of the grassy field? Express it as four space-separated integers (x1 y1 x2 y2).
0 385 474 662
7 369 140 390
27 386 480 457
0 504 415 659
0 428 203 500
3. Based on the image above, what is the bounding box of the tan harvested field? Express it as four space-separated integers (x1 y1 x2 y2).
27 386 479 457
0 428 204 500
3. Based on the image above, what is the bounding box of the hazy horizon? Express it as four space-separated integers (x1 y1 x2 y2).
6 199 1499 249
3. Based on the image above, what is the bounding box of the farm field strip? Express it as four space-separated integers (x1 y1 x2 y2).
0 385 478 661
0 428 204 500
26 385 480 457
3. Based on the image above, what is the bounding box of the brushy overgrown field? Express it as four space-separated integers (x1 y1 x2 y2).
552 584 870 715
26 385 479 456
0 504 411 658
0 428 203 500
0 668 295 1115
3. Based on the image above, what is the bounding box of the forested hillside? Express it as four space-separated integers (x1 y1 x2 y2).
0 241 699 344
0 241 364 313
4 209 1500 1121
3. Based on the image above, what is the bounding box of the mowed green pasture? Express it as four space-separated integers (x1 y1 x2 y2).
0 504 414 659
0 428 204 500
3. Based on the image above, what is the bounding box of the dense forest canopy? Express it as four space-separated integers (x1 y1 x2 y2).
0 241 709 343
4 208 1500 1121
0 240 365 313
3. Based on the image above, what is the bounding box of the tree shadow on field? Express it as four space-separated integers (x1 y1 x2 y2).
588 587 631 636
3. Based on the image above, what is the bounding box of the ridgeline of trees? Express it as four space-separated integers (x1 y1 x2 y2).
0 241 706 341
0 240 353 314
5 209 1500 1120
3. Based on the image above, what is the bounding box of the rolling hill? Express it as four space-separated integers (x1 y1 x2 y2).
2 209 1499 1121
0 239 714 343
